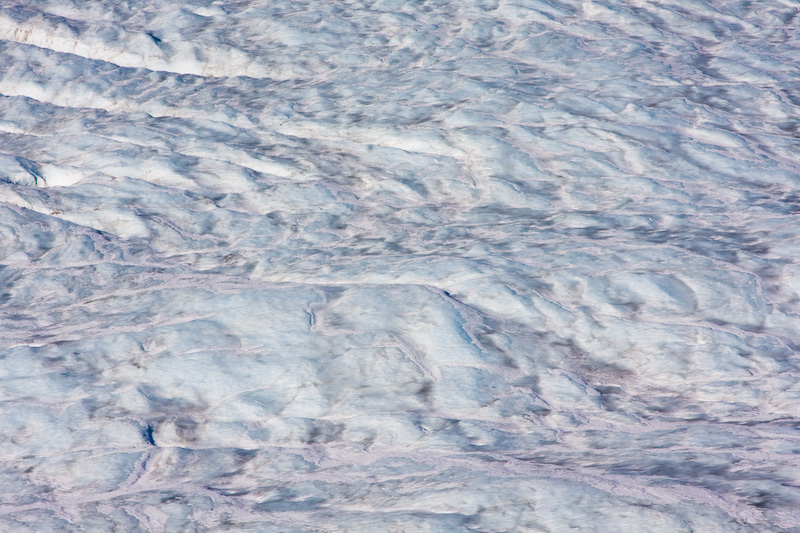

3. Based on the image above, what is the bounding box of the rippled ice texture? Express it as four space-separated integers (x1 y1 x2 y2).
1 0 799 531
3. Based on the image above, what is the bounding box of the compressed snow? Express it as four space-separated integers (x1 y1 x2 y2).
1 0 800 531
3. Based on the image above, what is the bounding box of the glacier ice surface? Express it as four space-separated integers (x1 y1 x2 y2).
1 0 800 531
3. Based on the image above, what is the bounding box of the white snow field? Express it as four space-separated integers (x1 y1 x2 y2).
1 0 799 531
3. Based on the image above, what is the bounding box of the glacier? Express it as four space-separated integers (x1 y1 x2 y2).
0 0 799 531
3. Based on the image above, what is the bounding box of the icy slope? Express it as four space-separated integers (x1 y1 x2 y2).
1 0 799 531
